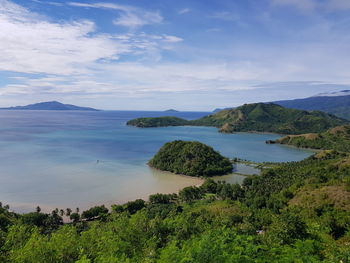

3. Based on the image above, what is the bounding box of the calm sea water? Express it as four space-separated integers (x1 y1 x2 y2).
0 110 314 212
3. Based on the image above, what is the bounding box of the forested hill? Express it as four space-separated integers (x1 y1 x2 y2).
148 140 233 177
270 125 350 152
128 103 348 134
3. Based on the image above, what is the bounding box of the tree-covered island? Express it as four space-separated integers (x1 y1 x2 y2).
148 140 233 177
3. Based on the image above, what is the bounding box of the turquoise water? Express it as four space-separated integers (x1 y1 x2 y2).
0 110 314 212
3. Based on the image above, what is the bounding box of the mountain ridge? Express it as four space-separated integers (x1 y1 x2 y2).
274 93 350 120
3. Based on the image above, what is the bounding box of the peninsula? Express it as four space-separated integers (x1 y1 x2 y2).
128 103 348 134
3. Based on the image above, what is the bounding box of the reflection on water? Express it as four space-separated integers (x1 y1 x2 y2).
0 110 314 213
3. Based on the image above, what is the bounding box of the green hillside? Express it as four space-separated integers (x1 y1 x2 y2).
271 125 350 152
1 150 350 262
127 103 348 134
193 103 348 134
149 140 233 177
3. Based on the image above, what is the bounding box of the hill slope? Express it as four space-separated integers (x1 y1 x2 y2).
0 101 99 111
270 125 350 152
274 93 350 120
193 103 348 134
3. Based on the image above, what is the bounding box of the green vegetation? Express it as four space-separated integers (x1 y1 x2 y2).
127 103 348 134
126 116 189 127
272 125 350 152
149 140 233 177
1 150 350 262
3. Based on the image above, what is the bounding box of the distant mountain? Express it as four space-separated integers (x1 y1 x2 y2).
164 109 179 112
128 103 348 134
0 101 99 111
313 90 350 97
274 91 350 120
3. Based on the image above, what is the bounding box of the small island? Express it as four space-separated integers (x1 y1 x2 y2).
149 140 233 177
164 109 179 113
126 116 189 128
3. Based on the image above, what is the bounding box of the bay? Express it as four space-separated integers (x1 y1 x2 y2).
0 110 314 212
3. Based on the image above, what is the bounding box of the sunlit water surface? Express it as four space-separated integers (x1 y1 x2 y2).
0 110 314 212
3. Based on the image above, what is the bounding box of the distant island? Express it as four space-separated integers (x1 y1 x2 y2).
164 109 179 112
0 101 99 111
128 103 348 134
149 140 233 177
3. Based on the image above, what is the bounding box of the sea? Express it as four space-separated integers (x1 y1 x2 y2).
0 110 314 213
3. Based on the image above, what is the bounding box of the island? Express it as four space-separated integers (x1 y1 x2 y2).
0 101 99 111
128 103 348 134
126 116 189 127
149 140 233 177
164 109 179 113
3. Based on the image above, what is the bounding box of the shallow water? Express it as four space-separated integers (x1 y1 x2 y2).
0 110 314 212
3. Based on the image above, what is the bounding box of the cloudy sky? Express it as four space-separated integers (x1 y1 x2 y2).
0 0 349 110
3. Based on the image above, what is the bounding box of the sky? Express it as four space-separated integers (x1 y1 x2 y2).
0 0 350 111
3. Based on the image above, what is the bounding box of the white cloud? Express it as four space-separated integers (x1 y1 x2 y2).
68 2 163 28
162 35 183 43
0 0 181 76
0 1 129 75
178 8 190 15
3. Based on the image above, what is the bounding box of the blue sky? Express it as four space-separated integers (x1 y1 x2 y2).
0 0 349 110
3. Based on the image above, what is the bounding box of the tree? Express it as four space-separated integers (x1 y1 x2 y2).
66 208 72 216
149 193 171 204
179 186 203 202
70 212 80 223
125 199 145 214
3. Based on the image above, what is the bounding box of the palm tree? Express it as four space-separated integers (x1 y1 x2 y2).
59 209 65 217
66 208 72 216
36 206 41 213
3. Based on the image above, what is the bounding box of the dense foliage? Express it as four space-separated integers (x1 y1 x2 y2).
1 150 350 262
126 116 189 127
273 125 350 152
149 140 233 177
127 103 348 134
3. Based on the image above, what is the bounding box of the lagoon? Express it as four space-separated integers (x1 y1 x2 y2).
0 110 314 212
